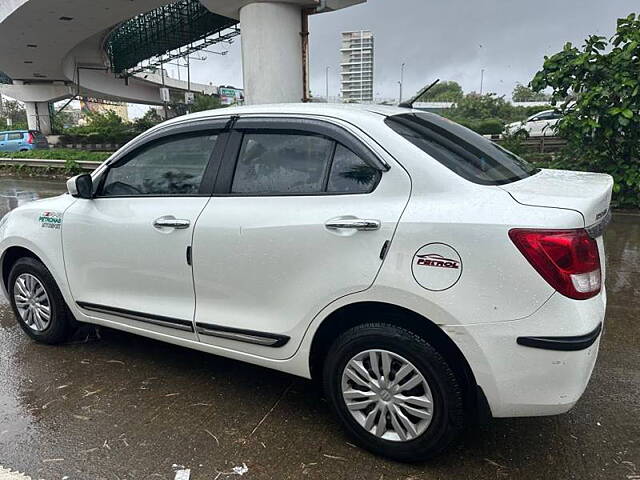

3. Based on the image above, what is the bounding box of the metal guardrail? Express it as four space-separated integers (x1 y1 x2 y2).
493 136 567 153
0 158 101 171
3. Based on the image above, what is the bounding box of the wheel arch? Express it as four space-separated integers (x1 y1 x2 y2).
308 301 483 420
1 245 43 293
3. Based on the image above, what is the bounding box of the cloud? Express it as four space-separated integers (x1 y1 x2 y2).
188 0 638 101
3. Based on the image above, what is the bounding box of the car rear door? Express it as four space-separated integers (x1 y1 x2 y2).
63 122 228 339
6 132 23 152
191 117 411 360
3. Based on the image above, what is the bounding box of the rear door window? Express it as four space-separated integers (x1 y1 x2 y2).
385 112 538 185
229 131 382 195
7 133 23 141
327 144 380 193
231 133 334 194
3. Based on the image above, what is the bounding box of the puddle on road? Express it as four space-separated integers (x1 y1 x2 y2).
0 176 66 218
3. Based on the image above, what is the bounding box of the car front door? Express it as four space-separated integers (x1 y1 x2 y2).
0 134 7 151
63 126 225 339
191 117 411 359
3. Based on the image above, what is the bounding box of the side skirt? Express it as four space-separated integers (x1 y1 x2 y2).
76 302 290 348
195 323 290 348
76 302 194 332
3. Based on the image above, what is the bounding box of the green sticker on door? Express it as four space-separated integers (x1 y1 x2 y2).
38 211 62 229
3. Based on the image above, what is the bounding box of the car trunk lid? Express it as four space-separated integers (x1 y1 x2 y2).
500 169 613 227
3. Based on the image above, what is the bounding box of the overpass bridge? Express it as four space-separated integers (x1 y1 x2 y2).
0 0 365 133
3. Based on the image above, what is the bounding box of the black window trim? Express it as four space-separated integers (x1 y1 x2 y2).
94 127 229 199
212 117 384 197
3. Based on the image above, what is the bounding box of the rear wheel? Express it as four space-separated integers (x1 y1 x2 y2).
323 323 464 462
8 257 76 344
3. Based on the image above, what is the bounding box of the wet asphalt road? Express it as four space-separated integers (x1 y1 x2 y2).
0 177 638 480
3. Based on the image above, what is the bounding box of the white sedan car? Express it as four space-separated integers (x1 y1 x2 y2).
505 109 562 137
0 104 612 461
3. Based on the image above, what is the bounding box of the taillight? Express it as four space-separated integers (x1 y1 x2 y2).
27 133 34 144
509 228 601 300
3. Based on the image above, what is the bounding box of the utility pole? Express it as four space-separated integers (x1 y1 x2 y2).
480 69 485 95
325 66 330 102
161 59 168 119
399 62 405 103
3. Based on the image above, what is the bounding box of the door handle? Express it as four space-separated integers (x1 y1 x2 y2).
325 218 381 231
153 217 190 230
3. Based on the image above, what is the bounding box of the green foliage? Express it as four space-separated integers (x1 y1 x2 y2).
0 148 109 162
62 110 141 145
190 93 223 112
455 117 504 135
418 81 463 102
63 159 82 175
500 132 529 157
441 93 549 135
531 13 640 208
51 109 75 134
0 99 28 130
453 93 512 120
134 109 163 131
512 83 551 102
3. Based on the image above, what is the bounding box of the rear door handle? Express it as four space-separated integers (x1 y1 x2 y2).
153 217 190 230
325 218 381 231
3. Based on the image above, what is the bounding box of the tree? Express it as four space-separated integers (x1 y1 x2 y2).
531 13 640 207
134 108 163 131
0 99 27 129
512 83 550 102
452 92 513 120
418 81 463 102
190 93 223 112
51 108 75 134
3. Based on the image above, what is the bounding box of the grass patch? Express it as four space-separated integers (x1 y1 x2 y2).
0 149 109 162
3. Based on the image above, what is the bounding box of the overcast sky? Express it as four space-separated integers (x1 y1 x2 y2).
184 0 638 103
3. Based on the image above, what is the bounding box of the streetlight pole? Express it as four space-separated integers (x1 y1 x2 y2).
480 69 485 95
325 66 330 103
399 62 406 103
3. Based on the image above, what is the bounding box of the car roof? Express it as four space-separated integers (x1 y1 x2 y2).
0 130 28 134
161 103 414 128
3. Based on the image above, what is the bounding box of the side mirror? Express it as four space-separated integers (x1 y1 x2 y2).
67 174 93 199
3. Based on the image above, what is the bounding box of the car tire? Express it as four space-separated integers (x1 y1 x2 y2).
8 257 76 344
323 323 464 462
514 130 529 139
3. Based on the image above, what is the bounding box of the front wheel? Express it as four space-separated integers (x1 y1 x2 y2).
323 323 464 462
8 257 76 344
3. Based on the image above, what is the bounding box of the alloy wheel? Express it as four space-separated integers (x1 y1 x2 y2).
13 273 51 332
341 349 434 442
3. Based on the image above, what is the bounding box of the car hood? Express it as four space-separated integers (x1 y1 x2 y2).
500 169 613 226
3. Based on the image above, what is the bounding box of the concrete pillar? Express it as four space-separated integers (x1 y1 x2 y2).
25 101 52 135
239 2 304 105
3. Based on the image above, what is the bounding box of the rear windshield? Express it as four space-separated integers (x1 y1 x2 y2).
385 112 538 185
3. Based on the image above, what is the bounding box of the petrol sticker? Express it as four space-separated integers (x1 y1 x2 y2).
38 211 62 230
411 243 462 291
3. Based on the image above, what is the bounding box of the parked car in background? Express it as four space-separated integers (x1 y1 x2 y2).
505 109 562 137
0 130 49 152
0 104 612 461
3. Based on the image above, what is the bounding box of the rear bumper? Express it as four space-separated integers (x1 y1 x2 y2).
444 291 605 417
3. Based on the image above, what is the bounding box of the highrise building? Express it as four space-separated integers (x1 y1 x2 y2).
340 30 374 102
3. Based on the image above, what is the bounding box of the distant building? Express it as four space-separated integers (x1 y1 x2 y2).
340 30 374 103
80 98 129 123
